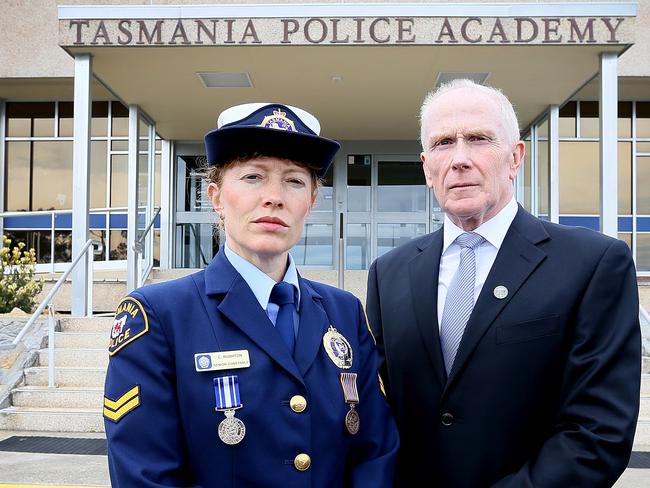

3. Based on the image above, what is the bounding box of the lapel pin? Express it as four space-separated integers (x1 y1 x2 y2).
493 286 508 300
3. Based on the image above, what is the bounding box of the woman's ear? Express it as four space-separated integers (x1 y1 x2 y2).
207 182 222 216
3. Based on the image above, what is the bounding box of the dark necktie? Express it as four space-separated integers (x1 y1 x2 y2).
439 232 485 375
270 282 296 356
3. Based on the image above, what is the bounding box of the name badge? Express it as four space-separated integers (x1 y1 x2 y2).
195 350 251 372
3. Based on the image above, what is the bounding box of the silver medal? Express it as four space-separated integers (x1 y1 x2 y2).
218 409 246 445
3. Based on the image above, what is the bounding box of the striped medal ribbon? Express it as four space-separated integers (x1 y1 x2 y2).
213 375 246 445
340 372 360 435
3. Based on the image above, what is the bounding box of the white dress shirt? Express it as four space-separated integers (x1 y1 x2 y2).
224 243 300 336
437 198 519 328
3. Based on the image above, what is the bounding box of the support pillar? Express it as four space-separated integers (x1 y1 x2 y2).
600 52 618 237
71 54 92 316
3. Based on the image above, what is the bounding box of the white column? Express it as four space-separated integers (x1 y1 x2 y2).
0 100 6 239
71 54 92 316
159 140 173 269
531 125 539 217
548 105 560 223
126 105 140 292
600 52 618 237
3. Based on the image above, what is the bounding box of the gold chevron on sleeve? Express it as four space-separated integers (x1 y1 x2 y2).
103 385 141 422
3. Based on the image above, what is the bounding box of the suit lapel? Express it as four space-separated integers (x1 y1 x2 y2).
201 250 304 384
408 231 447 388
294 278 329 377
445 207 549 389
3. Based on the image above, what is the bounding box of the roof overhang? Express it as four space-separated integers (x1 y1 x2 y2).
47 2 639 140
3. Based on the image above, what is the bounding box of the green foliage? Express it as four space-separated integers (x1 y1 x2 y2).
0 235 44 313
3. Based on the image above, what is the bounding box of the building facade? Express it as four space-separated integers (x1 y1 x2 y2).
1 1 649 299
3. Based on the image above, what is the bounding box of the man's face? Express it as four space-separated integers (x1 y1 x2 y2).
420 88 524 230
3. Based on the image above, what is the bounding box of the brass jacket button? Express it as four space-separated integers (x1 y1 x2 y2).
290 395 307 413
294 453 311 471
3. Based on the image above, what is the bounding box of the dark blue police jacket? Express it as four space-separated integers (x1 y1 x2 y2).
104 249 399 487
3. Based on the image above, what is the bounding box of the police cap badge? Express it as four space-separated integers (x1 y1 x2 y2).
203 103 340 177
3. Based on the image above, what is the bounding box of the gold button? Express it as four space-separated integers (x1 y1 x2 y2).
294 453 311 471
290 395 307 413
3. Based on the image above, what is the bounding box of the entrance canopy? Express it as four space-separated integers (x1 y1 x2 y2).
55 2 637 141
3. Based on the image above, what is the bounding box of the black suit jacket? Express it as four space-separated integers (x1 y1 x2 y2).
366 206 641 487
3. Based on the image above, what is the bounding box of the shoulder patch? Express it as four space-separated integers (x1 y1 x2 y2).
109 296 149 356
103 385 141 423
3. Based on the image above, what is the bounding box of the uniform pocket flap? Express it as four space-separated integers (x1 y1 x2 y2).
496 315 561 345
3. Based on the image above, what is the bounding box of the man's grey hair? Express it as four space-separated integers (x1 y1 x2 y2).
419 79 521 148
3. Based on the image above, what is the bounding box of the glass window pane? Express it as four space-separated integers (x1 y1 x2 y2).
377 223 426 257
638 157 650 214
537 119 548 139
154 230 160 267
109 230 128 260
54 231 72 263
559 141 599 214
346 223 370 270
618 142 632 214
111 101 129 137
637 234 650 272
6 141 31 211
90 229 107 261
4 230 52 264
174 223 217 268
377 160 426 212
292 224 333 266
178 156 211 212
58 102 74 137
347 155 371 212
559 101 576 138
618 233 631 251
637 102 650 139
111 154 128 207
537 134 549 217
32 141 73 210
618 102 632 138
579 101 599 138
155 153 161 208
6 102 55 137
92 101 109 137
111 140 128 151
523 139 532 211
91 141 108 209
637 142 650 154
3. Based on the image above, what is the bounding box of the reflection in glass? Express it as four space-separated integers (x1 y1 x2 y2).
178 156 211 212
90 230 107 261
638 157 650 214
91 141 107 208
6 102 54 137
111 155 128 207
313 165 333 213
54 231 72 263
92 102 109 137
559 102 576 138
111 101 129 137
4 230 51 264
32 141 73 210
637 234 650 272
377 224 426 257
618 143 632 214
6 142 30 211
618 233 631 250
347 155 371 212
346 223 370 270
637 142 650 154
377 160 426 212
292 224 333 266
59 102 74 137
110 230 128 260
637 102 650 139
175 223 218 268
618 102 632 138
559 141 599 214
579 101 599 138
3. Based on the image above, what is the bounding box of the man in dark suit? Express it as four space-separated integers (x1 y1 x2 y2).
366 79 641 487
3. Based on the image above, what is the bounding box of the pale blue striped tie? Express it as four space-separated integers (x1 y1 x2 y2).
440 232 485 376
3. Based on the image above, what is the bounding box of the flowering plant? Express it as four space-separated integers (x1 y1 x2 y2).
0 235 43 313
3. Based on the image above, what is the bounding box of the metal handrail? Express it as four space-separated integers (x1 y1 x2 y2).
134 207 161 286
11 238 99 346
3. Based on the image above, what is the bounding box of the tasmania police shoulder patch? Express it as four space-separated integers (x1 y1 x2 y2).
108 296 149 356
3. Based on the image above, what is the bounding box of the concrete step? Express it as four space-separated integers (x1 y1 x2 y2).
60 317 114 333
0 407 105 433
24 366 106 387
642 375 650 396
55 331 107 349
37 281 126 314
38 348 108 368
633 419 650 449
11 386 104 409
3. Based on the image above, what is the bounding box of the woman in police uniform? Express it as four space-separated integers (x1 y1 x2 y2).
103 103 399 487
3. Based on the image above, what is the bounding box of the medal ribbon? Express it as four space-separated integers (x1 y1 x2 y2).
340 372 359 404
213 375 242 411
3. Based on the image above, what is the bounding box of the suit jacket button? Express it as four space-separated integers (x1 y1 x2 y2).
290 395 307 413
441 413 455 426
294 453 311 471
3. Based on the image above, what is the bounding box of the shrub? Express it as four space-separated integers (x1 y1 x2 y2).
0 235 44 314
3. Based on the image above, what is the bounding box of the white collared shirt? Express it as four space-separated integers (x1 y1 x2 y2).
437 198 518 328
224 243 300 336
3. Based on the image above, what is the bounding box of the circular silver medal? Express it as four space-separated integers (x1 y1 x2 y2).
218 409 246 445
345 407 360 435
